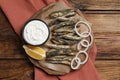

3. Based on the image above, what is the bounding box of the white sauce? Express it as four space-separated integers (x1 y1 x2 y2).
23 20 49 45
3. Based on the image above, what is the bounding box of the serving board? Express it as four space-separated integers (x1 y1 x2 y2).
28 0 93 75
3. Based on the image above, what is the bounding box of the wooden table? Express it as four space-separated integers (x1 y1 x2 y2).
0 0 120 80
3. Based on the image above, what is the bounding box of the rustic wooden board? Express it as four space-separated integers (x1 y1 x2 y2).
0 60 119 80
0 0 120 80
0 9 26 59
70 0 120 10
95 60 120 80
0 60 33 80
85 14 120 60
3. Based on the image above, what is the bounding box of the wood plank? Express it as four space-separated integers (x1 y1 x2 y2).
0 10 120 59
70 0 120 10
0 60 33 80
85 14 120 60
85 14 120 33
0 9 26 59
0 60 119 80
95 60 120 80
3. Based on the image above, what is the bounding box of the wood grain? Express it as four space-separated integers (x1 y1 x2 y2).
0 9 26 59
70 0 120 10
0 0 120 80
0 60 119 80
85 14 120 60
0 60 33 80
95 60 120 80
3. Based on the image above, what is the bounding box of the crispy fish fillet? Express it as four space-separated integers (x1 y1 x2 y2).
47 60 71 66
46 55 73 61
53 20 76 30
60 35 81 41
46 49 75 57
49 9 75 19
45 43 70 49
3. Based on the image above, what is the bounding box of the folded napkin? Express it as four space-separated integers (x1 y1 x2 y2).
0 0 100 80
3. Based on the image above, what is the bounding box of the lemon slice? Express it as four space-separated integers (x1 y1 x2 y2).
23 45 46 60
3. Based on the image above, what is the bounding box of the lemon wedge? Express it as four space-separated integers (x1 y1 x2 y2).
23 45 46 60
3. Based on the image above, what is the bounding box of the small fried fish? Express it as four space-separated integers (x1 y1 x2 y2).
46 49 74 57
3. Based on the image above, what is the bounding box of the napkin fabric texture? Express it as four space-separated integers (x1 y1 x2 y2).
0 0 100 80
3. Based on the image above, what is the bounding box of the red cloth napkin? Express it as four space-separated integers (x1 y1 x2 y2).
0 0 100 80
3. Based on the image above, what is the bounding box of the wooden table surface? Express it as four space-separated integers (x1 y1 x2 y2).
0 0 120 80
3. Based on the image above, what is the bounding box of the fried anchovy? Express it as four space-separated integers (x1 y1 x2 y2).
56 13 76 22
58 39 77 45
45 43 70 49
52 32 67 36
59 25 75 30
46 49 74 57
52 33 78 45
53 20 76 30
49 9 75 19
49 16 78 26
65 12 76 18
51 39 60 44
57 17 72 22
51 37 77 45
60 35 81 41
48 19 61 26
54 28 73 33
47 60 71 66
46 56 74 61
